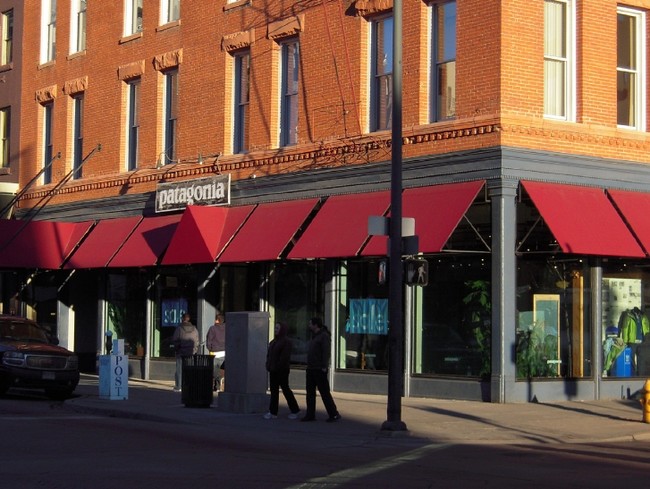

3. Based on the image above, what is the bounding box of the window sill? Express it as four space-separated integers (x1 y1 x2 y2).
67 50 87 61
0 62 12 73
38 60 56 70
120 32 143 45
224 0 251 12
156 19 181 32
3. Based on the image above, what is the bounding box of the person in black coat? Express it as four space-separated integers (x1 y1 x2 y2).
264 321 301 419
301 317 341 422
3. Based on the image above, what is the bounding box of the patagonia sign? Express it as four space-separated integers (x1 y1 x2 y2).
155 175 231 212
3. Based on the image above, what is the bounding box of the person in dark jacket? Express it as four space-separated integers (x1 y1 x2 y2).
171 313 199 392
301 317 340 422
264 322 301 419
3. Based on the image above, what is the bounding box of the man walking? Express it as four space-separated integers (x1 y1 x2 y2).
301 317 341 422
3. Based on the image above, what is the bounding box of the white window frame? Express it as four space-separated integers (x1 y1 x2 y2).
124 0 143 36
125 79 140 171
369 15 393 132
543 0 576 121
40 0 57 64
72 94 84 180
279 39 299 147
69 0 86 54
160 0 180 25
0 107 9 168
233 51 250 154
42 103 54 185
617 6 646 131
1 9 13 65
429 1 457 122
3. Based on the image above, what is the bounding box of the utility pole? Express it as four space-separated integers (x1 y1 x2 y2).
381 0 407 432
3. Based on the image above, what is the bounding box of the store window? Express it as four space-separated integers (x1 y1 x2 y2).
106 272 148 356
154 270 196 358
602 261 650 378
414 256 491 378
516 194 593 379
272 262 324 365
338 260 389 371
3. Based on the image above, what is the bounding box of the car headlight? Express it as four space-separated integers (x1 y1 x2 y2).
66 355 79 370
2 351 26 367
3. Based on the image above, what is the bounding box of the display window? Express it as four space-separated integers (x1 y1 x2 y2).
515 257 592 379
413 255 491 378
271 262 325 365
601 261 650 378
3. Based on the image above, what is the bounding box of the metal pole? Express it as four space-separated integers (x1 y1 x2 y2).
382 0 407 432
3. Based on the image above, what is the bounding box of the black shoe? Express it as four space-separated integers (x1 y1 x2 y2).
326 414 341 423
300 416 316 422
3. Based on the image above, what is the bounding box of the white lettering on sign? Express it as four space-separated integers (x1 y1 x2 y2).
156 175 231 212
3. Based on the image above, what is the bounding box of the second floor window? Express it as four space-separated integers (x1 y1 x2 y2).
70 0 87 53
544 0 575 120
163 69 178 164
0 107 9 168
72 95 84 179
1 10 12 65
126 79 140 171
234 51 250 154
370 16 392 132
43 103 54 184
432 1 456 121
125 0 143 36
161 0 180 25
617 7 646 130
280 40 299 147
41 0 57 63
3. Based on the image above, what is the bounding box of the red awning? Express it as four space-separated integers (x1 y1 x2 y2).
0 219 93 269
219 199 319 263
108 213 182 268
522 181 645 257
607 189 650 256
64 216 143 269
161 205 254 265
362 181 485 256
288 192 390 259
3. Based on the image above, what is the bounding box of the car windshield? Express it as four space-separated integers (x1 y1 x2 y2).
0 320 50 343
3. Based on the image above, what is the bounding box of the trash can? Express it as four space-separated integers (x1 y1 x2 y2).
181 354 214 408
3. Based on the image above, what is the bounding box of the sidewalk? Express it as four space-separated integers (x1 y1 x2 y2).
65 375 650 446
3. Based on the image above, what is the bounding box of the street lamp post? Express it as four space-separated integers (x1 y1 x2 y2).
381 0 407 432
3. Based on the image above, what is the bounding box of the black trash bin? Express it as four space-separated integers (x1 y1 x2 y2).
181 354 214 408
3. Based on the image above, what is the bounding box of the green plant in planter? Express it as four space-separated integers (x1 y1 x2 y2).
516 321 559 378
463 280 491 379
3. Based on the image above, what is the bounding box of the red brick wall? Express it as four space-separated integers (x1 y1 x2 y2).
17 0 650 210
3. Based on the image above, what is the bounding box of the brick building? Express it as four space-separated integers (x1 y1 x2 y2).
1 0 650 402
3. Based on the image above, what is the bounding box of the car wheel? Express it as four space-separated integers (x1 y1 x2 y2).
0 381 9 396
45 388 74 400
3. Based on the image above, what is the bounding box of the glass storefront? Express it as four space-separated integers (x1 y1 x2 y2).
601 260 650 378
515 256 592 379
272 261 325 365
413 255 491 378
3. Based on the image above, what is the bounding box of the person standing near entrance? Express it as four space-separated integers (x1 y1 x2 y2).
264 321 301 419
206 312 226 391
172 313 199 392
301 317 341 422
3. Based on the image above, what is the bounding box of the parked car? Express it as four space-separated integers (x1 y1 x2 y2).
0 315 80 399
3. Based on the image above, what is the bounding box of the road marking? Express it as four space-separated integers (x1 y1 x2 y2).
0 415 99 421
285 442 452 489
